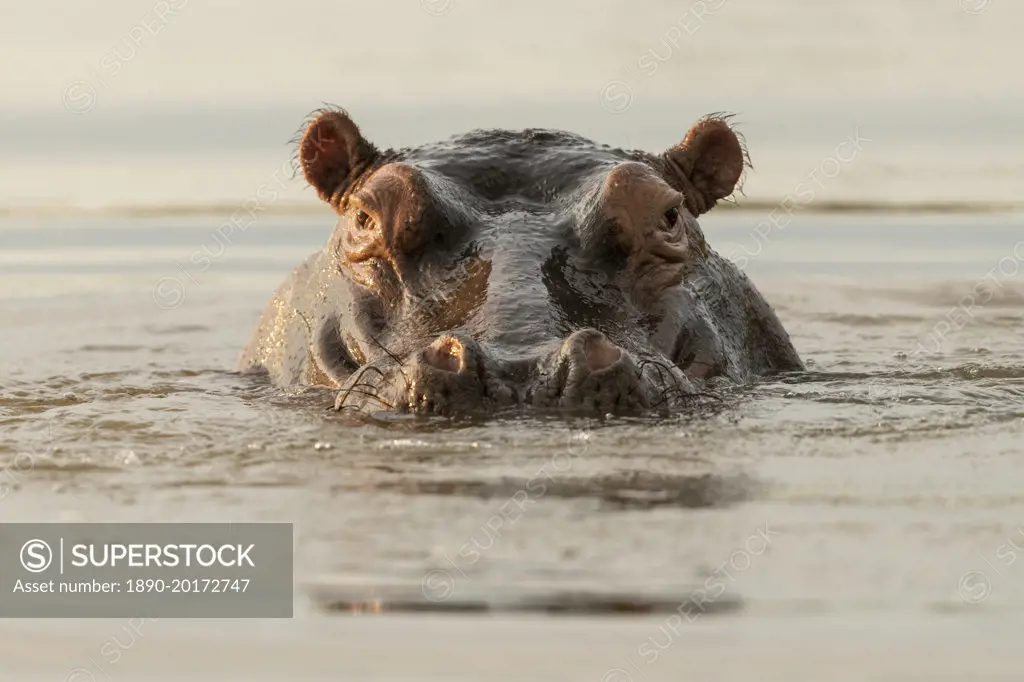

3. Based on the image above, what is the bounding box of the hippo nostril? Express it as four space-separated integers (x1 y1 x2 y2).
422 336 464 373
584 335 622 372
542 329 648 412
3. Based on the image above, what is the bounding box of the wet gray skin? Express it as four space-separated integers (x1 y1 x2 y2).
238 109 803 416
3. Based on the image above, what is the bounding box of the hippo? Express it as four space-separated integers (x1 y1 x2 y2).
238 108 802 416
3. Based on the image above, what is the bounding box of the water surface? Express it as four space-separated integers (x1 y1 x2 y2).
1 211 1022 678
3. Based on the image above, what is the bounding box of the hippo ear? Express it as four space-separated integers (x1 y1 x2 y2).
299 110 379 205
663 115 746 216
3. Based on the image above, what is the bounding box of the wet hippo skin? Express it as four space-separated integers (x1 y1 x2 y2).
238 109 803 415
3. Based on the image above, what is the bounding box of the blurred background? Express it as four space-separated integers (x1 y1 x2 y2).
2 0 1021 211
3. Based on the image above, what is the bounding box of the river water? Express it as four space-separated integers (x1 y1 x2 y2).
1 210 1023 680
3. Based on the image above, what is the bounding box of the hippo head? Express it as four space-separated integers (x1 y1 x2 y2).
285 109 800 416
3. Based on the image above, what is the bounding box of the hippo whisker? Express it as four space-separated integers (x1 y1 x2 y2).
637 358 675 391
335 364 391 411
650 383 698 410
650 386 692 411
636 357 700 410
368 334 412 392
624 358 659 403
335 382 396 411
347 362 388 386
336 387 395 412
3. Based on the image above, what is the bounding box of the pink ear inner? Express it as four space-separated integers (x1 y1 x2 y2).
299 111 377 205
301 116 350 202
666 117 745 215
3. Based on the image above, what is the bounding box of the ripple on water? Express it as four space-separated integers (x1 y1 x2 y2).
76 344 150 352
307 578 745 616
143 324 211 335
333 472 757 510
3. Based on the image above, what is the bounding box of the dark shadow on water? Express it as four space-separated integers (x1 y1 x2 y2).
330 471 757 510
308 580 745 617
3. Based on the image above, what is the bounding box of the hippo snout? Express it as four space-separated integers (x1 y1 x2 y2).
333 328 694 417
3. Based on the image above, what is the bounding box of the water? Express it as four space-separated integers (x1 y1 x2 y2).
2 210 1023 680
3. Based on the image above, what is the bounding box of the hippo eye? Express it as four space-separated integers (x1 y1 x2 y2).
662 206 680 229
354 209 376 231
